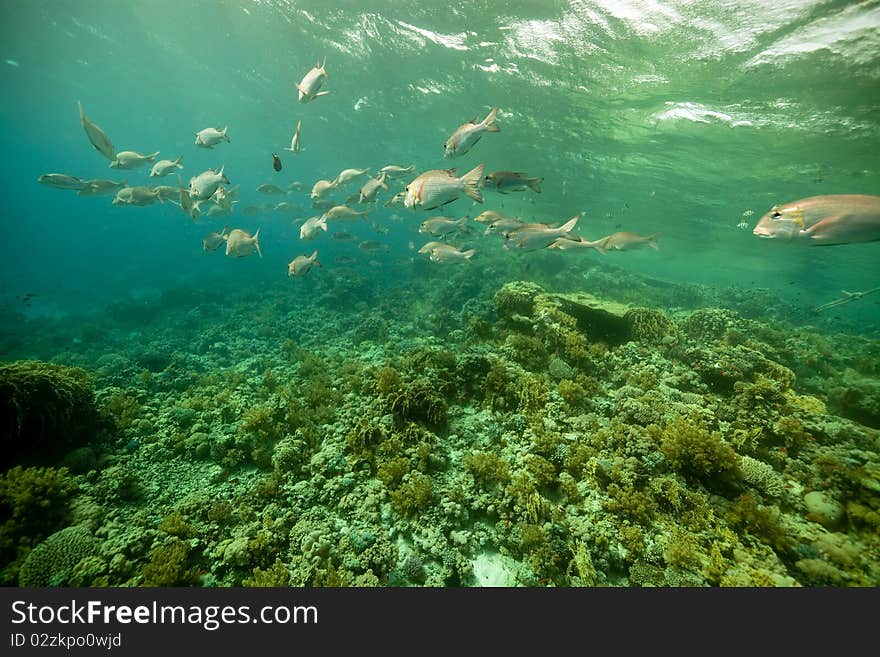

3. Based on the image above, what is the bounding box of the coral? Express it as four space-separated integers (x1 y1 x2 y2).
0 360 99 467
626 307 677 343
385 379 448 427
390 472 434 516
724 494 794 555
502 333 549 372
18 525 98 587
0 466 75 573
656 417 740 484
243 558 291 587
464 451 510 489
141 539 200 586
680 308 744 343
739 456 784 498
157 511 193 538
494 280 545 320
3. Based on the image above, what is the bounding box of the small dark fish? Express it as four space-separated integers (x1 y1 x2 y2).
272 153 282 172
331 230 356 241
358 240 389 252
334 255 357 264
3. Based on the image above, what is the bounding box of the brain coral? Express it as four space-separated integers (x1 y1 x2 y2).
18 525 98 587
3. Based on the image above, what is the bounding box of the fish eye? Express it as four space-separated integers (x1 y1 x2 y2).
771 210 782 219
404 186 409 191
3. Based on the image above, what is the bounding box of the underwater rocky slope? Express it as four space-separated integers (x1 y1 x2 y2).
1 260 879 587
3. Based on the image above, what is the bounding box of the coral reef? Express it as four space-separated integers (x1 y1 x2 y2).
1 270 878 589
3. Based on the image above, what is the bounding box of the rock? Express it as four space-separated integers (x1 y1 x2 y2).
804 490 844 529
538 292 632 344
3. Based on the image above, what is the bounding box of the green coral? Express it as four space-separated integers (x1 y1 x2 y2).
494 280 545 320
389 472 434 516
141 539 200 586
656 417 740 484
0 466 75 579
243 558 291 587
626 307 677 343
464 451 510 489
0 360 99 467
18 525 98 587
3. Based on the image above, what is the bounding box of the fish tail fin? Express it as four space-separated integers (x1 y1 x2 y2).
560 214 580 235
463 249 476 261
483 107 500 132
319 217 328 231
529 177 543 193
254 228 262 258
222 126 229 142
175 155 184 168
77 100 85 122
148 151 160 161
219 165 229 184
646 233 660 250
320 55 327 72
461 164 485 203
311 249 322 267
458 216 471 233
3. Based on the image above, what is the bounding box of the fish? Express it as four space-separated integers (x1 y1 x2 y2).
77 178 127 196
77 101 115 161
300 215 328 241
473 210 516 224
334 255 357 265
333 168 370 187
384 191 406 207
419 215 471 237
296 56 329 103
204 202 236 217
274 201 298 212
288 250 321 276
312 199 336 212
37 174 86 191
752 194 880 245
177 175 200 221
242 205 261 216
284 120 303 154
358 240 389 253
189 166 230 200
112 186 162 206
322 205 370 221
257 183 285 195
152 184 181 202
380 164 416 177
427 244 476 263
484 171 543 194
548 236 608 253
505 215 580 250
225 228 262 258
484 217 528 236
404 165 484 211
195 126 230 148
273 154 283 172
443 107 500 158
288 181 304 192
417 241 447 255
311 179 337 199
203 225 230 252
359 172 389 203
595 231 659 252
330 230 357 241
110 150 160 170
150 156 184 178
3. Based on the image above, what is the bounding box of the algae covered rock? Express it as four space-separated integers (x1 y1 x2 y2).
494 280 545 320
0 360 99 468
537 292 631 344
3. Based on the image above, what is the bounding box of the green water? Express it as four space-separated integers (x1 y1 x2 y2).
0 1 878 588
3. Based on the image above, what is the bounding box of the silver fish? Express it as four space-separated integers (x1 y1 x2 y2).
288 250 321 276
284 120 303 154
150 156 184 178
296 57 329 103
195 127 230 148
110 150 160 170
225 228 262 258
505 215 580 250
404 165 484 211
77 101 115 161
359 173 389 203
203 225 230 252
753 195 880 245
443 107 500 158
419 215 470 237
77 178 127 196
38 174 86 191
